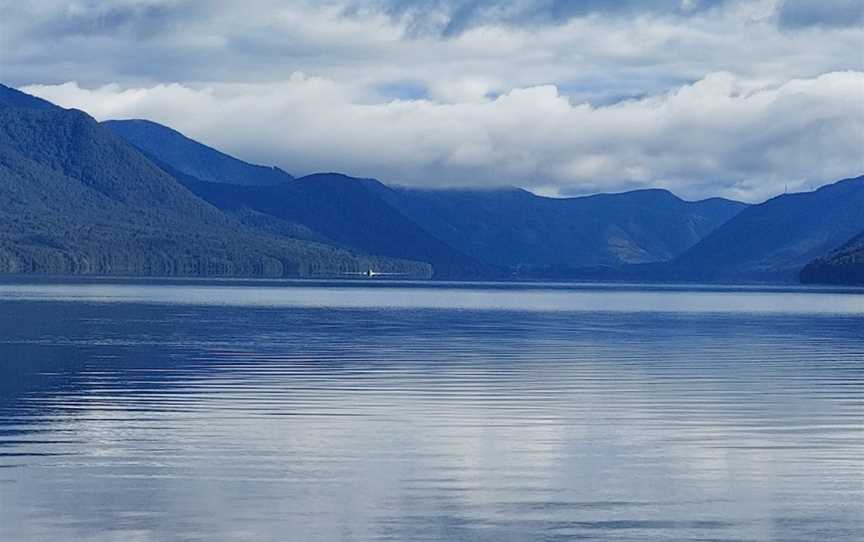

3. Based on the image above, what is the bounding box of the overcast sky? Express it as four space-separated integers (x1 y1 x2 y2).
2 0 863 201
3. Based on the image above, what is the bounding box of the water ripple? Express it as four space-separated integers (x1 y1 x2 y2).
0 282 862 542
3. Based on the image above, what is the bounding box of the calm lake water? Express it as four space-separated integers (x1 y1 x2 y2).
0 280 862 541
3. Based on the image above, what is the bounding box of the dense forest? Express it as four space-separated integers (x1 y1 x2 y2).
0 86 430 278
800 232 864 285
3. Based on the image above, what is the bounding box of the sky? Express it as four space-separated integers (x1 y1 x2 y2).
1 0 863 201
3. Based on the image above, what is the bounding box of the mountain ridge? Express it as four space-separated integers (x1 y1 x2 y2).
4 83 860 283
667 175 864 281
103 119 294 186
106 117 748 278
0 83 429 278
376 184 748 272
174 169 495 279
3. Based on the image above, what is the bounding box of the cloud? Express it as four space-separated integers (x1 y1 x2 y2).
3 1 863 200
25 70 864 202
353 0 732 36
2 1 862 97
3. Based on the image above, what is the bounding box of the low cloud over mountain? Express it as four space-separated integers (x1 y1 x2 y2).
5 1 863 200
26 70 863 202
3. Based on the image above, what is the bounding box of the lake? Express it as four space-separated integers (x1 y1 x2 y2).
0 279 862 541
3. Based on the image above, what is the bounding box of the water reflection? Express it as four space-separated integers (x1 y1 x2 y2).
0 281 862 541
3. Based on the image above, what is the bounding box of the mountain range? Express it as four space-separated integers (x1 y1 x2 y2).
376 185 746 273
104 118 749 278
0 85 427 278
1 83 862 284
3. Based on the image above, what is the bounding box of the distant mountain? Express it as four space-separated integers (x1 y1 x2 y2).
669 176 864 282
106 119 487 277
800 231 864 285
104 119 293 186
85 95 864 287
0 84 428 278
109 117 747 278
172 171 494 279
375 186 747 273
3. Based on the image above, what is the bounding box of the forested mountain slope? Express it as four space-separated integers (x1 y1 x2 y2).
177 171 493 279
800 231 864 285
669 176 864 282
0 84 428 278
109 117 748 278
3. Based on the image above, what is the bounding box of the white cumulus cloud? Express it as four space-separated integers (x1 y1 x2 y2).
25 70 864 202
